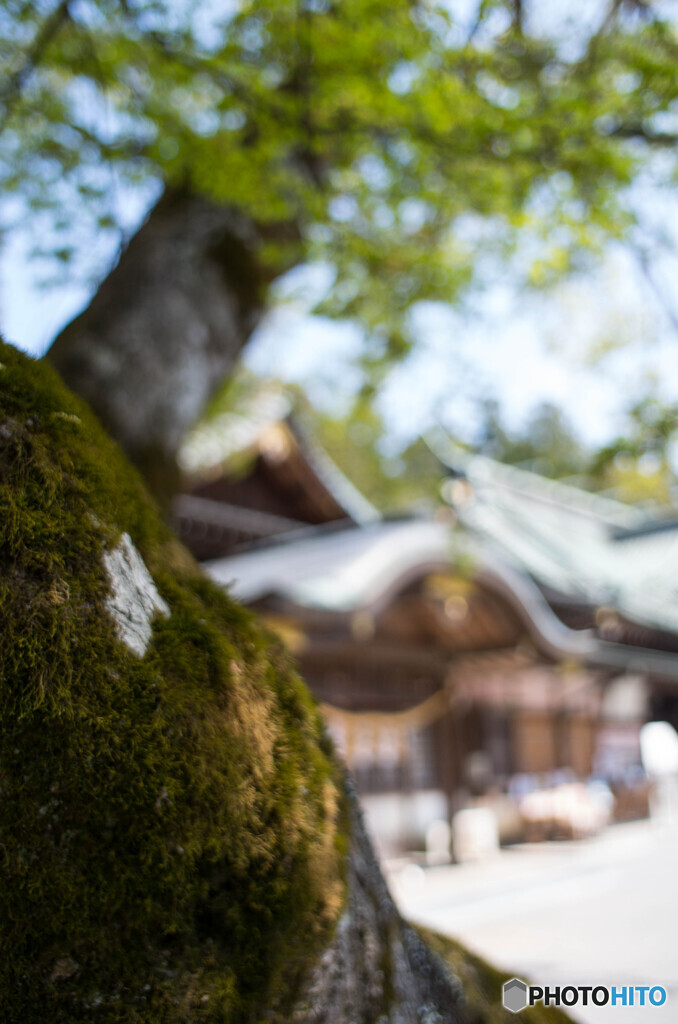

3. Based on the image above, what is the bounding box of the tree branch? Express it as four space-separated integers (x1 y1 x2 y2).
0 0 71 133
610 124 678 146
633 244 678 339
465 0 493 46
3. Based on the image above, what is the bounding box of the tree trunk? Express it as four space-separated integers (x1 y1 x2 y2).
296 780 465 1024
0 341 470 1024
46 188 276 499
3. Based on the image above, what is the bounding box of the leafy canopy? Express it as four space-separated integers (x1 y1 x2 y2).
3 0 678 364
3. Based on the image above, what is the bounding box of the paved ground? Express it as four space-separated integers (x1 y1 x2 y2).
385 819 678 1023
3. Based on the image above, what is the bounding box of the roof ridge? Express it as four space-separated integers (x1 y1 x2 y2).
289 413 381 525
426 427 643 527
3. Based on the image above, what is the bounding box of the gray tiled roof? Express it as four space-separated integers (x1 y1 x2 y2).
207 519 447 609
205 517 678 679
428 430 678 635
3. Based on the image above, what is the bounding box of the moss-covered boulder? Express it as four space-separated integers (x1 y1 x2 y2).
0 340 571 1024
0 340 344 1021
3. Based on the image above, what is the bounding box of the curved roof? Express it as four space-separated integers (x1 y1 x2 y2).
206 519 678 681
428 430 678 637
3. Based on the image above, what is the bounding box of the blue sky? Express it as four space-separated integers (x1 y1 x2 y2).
3 226 678 458
245 243 678 453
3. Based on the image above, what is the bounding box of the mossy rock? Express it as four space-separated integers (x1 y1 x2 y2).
0 341 345 1022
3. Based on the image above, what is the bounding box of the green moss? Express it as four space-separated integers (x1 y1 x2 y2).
416 927 575 1024
0 341 345 1022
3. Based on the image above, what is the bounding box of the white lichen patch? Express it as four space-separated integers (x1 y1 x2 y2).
103 533 170 657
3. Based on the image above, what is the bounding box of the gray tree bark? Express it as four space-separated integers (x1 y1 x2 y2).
46 189 282 499
295 780 466 1024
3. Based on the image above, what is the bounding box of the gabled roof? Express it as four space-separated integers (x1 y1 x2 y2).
178 379 379 528
287 413 381 527
427 428 678 636
199 414 678 678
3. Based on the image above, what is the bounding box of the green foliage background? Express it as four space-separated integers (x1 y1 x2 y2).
3 0 678 366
